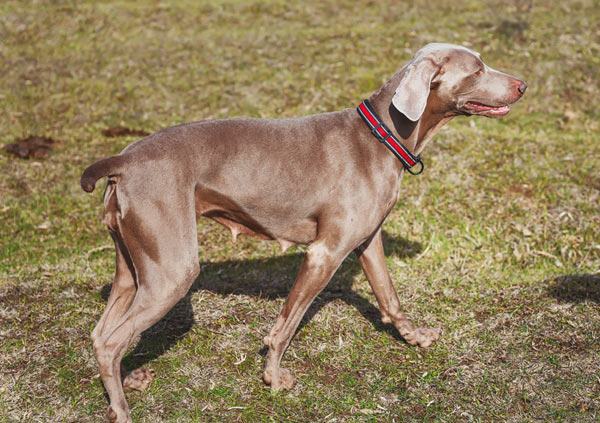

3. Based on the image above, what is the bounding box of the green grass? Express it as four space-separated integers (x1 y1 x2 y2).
1 0 599 422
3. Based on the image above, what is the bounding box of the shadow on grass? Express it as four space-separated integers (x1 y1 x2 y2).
99 231 422 371
548 273 600 304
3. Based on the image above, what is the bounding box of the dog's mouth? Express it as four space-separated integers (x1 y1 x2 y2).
463 101 510 118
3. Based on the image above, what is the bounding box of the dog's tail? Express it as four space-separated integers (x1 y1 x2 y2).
81 155 129 193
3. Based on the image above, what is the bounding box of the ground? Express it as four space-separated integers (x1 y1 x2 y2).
0 0 599 422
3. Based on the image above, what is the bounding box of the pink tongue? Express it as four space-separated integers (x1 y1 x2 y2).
468 102 508 112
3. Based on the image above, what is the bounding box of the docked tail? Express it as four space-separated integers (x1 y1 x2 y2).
81 155 128 193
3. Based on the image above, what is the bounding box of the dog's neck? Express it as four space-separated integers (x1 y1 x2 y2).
368 70 454 158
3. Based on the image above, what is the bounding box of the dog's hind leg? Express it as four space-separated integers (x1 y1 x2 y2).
92 233 137 350
90 181 158 395
91 232 156 393
92 189 199 423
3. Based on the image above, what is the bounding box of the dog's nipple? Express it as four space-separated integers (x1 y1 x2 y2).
277 239 296 253
231 228 240 243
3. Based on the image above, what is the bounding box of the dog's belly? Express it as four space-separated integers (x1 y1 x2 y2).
194 185 317 251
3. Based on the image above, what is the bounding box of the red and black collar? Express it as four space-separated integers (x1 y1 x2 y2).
357 100 424 175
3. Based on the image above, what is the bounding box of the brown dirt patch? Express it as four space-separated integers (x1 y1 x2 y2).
101 126 150 138
4 135 59 159
505 183 535 198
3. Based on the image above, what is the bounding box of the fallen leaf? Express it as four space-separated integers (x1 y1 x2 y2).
37 221 51 230
563 109 579 121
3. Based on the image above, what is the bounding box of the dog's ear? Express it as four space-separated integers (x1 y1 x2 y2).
392 58 440 121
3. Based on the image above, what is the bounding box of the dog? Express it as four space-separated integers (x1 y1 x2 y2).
81 43 526 422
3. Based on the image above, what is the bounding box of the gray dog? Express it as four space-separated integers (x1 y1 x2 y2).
82 43 526 422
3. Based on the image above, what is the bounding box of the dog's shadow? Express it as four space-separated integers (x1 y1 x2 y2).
100 231 422 370
547 273 600 304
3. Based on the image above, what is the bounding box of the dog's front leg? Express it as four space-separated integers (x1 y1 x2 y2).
355 228 440 348
263 241 346 391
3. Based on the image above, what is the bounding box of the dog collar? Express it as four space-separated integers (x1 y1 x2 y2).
357 100 424 175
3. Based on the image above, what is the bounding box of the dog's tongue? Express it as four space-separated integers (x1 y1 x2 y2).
467 101 509 113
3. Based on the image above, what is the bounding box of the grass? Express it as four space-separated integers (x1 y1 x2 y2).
0 0 599 422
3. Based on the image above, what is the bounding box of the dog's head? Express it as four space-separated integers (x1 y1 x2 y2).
392 43 527 121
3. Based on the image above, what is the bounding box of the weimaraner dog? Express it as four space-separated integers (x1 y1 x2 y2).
81 43 526 422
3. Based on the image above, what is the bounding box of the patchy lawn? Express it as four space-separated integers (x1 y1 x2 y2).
0 0 598 422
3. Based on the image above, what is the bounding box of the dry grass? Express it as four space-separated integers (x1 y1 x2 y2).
1 0 599 422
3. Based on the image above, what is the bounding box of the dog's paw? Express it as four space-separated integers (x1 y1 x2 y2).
107 406 118 423
122 368 156 392
106 406 132 423
263 367 296 391
402 327 441 349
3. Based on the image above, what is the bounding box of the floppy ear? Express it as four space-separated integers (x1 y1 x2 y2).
392 58 440 121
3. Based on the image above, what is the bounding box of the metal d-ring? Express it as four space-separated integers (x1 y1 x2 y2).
406 158 424 175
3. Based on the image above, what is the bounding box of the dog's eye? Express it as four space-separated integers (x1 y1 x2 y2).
474 68 484 76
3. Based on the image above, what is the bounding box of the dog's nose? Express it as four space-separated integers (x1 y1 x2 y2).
518 81 527 95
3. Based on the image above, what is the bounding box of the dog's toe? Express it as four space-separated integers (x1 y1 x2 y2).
107 406 118 423
277 368 297 391
106 406 131 423
122 368 156 392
